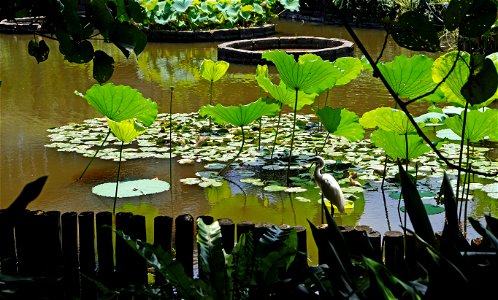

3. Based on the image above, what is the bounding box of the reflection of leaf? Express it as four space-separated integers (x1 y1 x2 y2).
200 59 229 82
444 109 498 142
199 99 279 127
360 107 417 134
378 55 437 100
93 50 115 84
370 129 431 160
316 107 364 142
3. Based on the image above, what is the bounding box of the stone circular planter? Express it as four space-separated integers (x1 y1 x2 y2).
146 24 276 42
217 36 354 64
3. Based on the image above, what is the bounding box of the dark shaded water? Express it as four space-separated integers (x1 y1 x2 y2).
1 20 495 263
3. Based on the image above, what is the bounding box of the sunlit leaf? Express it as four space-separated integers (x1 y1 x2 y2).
370 129 431 160
199 98 280 127
107 118 146 142
78 83 158 126
444 109 498 142
360 107 418 134
256 74 316 110
378 55 437 100
432 51 471 107
171 0 193 13
200 59 229 82
333 56 364 86
261 50 341 94
316 107 364 141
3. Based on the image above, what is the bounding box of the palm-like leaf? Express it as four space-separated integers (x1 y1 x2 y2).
370 129 431 160
444 109 498 142
256 73 316 110
432 51 471 107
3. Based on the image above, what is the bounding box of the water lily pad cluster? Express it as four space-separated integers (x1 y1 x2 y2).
46 111 498 201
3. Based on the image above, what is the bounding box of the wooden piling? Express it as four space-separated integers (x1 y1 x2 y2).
218 218 235 253
78 211 97 299
96 211 114 287
0 210 17 274
61 212 80 299
383 230 405 278
154 215 173 253
175 214 194 277
236 220 255 242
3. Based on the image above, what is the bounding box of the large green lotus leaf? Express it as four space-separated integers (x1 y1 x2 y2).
316 106 364 142
333 57 363 86
461 57 498 105
360 107 418 134
279 0 300 12
378 55 437 100
370 129 431 160
79 83 158 126
256 73 316 110
107 118 147 143
444 109 498 142
171 0 193 13
199 99 280 127
92 179 170 198
261 50 341 94
392 11 441 52
432 51 471 107
200 59 229 82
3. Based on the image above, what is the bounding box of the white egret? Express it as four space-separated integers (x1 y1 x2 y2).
308 156 347 218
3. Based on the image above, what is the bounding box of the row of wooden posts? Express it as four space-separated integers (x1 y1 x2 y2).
0 209 462 298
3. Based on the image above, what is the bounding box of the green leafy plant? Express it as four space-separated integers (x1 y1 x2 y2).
200 58 230 107
199 98 280 175
76 83 159 213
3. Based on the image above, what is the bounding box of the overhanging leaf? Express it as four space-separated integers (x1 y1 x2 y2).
109 21 147 58
378 55 437 100
316 106 364 141
461 57 498 105
256 73 316 110
199 98 280 127
93 50 115 84
392 11 441 52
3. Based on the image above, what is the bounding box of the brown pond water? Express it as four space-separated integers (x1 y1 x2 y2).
1 19 496 263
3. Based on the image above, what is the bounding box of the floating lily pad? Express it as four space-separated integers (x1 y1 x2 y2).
296 196 312 202
180 178 202 185
285 186 307 193
204 163 226 170
233 170 256 177
400 204 445 215
389 190 436 200
263 185 288 192
92 179 170 198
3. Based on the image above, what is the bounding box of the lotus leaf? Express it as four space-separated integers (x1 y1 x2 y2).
279 0 300 12
200 59 229 82
107 118 147 143
92 179 170 198
377 55 437 100
370 129 431 160
78 83 158 126
432 51 472 107
316 107 364 142
199 99 280 127
400 204 445 215
261 50 341 94
264 185 288 192
360 107 418 134
435 129 461 141
171 0 193 13
333 57 363 86
256 73 316 110
391 11 441 52
444 0 496 38
444 109 498 142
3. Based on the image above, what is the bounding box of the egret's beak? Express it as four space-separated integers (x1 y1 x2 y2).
306 156 318 163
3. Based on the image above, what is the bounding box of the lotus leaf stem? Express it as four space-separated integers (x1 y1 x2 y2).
270 104 283 160
218 125 245 176
286 88 299 185
78 129 111 180
113 141 124 215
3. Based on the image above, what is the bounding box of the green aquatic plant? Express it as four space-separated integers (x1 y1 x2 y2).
261 50 346 183
200 59 230 107
76 83 158 213
199 98 280 175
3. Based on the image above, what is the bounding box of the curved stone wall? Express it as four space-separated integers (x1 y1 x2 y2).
146 24 276 43
217 36 354 64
